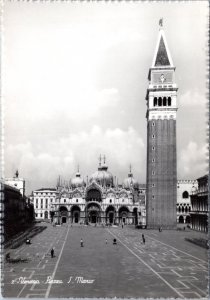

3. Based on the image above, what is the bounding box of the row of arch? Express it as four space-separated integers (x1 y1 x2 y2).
153 96 172 107
50 204 138 225
58 204 132 213
177 206 191 213
178 215 191 224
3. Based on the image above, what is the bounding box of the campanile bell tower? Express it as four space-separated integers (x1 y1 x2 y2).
146 22 178 229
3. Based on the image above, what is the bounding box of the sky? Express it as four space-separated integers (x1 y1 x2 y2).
2 1 208 194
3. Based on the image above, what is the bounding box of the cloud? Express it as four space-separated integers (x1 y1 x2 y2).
5 126 145 193
178 141 207 178
179 90 206 107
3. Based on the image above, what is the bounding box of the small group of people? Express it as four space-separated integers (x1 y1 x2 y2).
79 238 117 247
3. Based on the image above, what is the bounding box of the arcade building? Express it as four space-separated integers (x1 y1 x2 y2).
30 157 146 226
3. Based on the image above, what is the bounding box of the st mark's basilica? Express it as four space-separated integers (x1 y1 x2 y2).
32 156 146 226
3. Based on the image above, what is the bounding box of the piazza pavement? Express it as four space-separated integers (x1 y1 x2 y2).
2 223 208 299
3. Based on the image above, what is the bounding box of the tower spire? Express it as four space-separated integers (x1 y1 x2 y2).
151 25 174 68
128 164 133 178
99 154 102 166
98 154 102 170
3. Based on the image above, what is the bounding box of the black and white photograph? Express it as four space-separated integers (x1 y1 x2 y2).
1 0 209 299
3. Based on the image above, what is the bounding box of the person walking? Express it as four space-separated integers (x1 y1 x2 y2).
80 238 84 247
142 234 145 245
51 248 54 258
106 239 108 245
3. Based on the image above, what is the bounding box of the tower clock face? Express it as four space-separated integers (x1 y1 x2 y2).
160 74 165 83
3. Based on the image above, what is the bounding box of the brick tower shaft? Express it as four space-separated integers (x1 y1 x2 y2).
146 25 178 229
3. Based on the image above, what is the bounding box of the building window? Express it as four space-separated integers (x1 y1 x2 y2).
152 146 155 150
76 199 78 203
35 213 38 217
152 195 155 199
158 97 162 106
41 205 43 209
153 97 157 106
152 171 155 175
36 205 38 209
168 97 172 106
64 199 66 202
152 184 155 187
163 97 167 106
152 135 155 139
51 198 53 202
152 158 155 162
182 191 189 198
46 199 48 205
36 199 38 204
40 213 43 217
41 199 43 204
110 199 112 203
152 122 155 126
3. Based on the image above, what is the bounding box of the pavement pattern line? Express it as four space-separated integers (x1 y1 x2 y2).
145 235 207 263
44 225 70 298
16 234 59 298
16 270 35 298
107 228 185 299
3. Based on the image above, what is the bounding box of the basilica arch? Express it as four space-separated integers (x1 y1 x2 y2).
85 182 102 202
118 206 130 224
71 205 81 223
59 206 68 224
105 205 116 225
85 202 101 224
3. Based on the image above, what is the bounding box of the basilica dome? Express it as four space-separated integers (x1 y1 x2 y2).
123 167 138 189
71 170 85 188
90 156 114 187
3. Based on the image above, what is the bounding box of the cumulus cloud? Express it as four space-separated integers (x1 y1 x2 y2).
178 141 207 178
5 126 145 193
179 90 206 107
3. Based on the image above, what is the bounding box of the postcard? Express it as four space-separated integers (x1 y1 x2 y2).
1 1 208 299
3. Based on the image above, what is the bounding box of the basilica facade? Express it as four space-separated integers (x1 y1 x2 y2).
31 157 146 226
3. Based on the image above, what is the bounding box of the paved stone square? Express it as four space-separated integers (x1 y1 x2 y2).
2 224 208 298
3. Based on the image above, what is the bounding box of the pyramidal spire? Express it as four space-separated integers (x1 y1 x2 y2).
152 25 174 68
